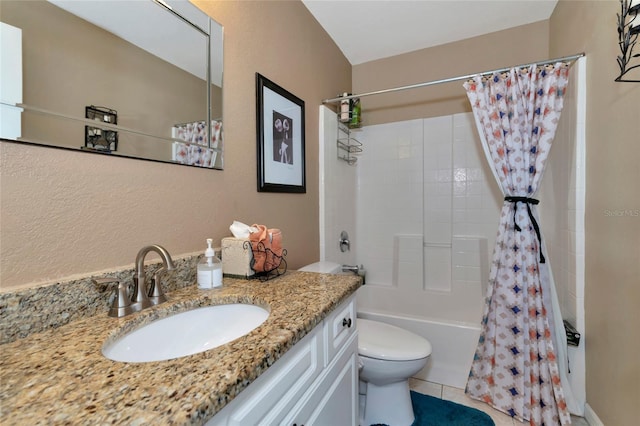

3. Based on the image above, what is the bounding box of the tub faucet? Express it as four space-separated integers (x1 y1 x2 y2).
133 244 176 310
342 264 366 284
342 264 360 274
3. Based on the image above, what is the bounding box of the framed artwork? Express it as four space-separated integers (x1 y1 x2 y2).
85 105 118 152
256 73 306 193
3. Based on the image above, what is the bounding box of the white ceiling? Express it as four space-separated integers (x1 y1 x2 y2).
301 0 558 65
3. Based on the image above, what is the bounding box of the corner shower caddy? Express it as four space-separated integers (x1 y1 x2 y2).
337 114 362 165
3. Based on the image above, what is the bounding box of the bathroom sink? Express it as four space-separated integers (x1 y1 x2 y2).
102 304 269 362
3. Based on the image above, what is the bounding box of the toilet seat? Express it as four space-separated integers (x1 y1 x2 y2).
358 318 432 361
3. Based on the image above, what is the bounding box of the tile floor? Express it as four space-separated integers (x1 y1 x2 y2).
409 378 589 426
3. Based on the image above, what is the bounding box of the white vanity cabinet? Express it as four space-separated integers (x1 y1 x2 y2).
282 333 358 426
208 294 358 426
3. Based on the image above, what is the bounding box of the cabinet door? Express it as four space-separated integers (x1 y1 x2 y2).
285 332 358 426
209 327 323 426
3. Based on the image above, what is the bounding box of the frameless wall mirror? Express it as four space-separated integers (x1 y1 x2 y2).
0 0 224 169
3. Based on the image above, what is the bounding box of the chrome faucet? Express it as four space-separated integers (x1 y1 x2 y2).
342 264 366 284
133 244 176 310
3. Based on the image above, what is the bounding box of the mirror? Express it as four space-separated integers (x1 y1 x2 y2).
0 0 224 169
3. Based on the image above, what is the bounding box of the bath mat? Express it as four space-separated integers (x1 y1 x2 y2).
370 390 495 426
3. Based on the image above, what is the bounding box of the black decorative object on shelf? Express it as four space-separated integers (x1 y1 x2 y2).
616 0 640 82
563 320 581 347
244 240 288 282
85 105 118 151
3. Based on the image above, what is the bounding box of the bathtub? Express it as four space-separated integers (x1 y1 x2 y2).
357 309 481 389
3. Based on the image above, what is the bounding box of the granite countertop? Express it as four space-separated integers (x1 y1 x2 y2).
0 271 361 425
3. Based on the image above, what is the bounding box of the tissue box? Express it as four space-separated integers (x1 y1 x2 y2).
221 237 254 278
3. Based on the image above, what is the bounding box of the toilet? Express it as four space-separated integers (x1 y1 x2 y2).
298 262 433 426
358 318 431 426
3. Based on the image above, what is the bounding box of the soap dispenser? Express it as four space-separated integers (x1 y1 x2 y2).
197 238 222 289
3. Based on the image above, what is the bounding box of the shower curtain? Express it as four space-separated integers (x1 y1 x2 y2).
463 63 572 425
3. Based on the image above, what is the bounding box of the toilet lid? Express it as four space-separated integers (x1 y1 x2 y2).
357 318 432 361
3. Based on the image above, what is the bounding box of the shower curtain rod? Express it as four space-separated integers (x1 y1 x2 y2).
322 52 585 104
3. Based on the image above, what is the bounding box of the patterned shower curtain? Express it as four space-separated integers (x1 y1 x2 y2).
463 63 572 425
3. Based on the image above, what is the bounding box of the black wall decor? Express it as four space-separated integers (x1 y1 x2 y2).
85 105 118 151
616 0 640 82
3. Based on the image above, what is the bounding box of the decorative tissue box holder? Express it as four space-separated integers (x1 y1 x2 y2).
221 237 255 278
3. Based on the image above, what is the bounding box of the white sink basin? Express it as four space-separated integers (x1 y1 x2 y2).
102 304 269 363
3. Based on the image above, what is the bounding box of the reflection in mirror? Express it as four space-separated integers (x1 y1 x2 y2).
0 0 224 169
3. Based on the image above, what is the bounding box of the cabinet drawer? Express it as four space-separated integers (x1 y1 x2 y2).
224 327 324 426
323 294 356 366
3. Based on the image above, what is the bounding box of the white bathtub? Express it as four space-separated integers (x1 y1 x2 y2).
357 309 481 389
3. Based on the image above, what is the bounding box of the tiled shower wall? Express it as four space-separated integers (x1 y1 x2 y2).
319 106 357 266
321 91 583 326
322 111 502 324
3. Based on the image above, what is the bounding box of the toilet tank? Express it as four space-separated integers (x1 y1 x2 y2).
298 261 342 274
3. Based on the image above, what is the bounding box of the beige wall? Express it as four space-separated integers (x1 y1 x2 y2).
353 21 549 125
550 1 640 424
0 1 351 289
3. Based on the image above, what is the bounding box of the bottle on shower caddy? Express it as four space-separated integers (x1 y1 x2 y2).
197 238 222 289
340 92 351 122
350 97 361 127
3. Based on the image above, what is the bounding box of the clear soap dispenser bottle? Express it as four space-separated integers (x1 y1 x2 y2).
197 238 222 289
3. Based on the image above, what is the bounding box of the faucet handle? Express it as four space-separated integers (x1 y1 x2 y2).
339 231 351 252
93 278 136 318
147 268 169 306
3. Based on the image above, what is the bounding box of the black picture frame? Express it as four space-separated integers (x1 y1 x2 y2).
84 105 118 152
256 73 306 193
